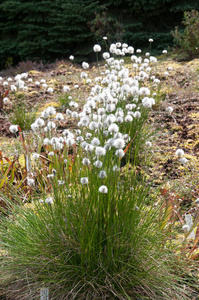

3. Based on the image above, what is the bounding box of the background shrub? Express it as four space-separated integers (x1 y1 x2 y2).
172 10 199 60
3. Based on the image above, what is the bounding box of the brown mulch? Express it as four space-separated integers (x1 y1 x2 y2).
0 115 12 137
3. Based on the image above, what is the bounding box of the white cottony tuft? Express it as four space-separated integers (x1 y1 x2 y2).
166 106 173 114
93 44 101 52
175 149 184 157
9 125 19 133
63 85 70 92
45 197 53 205
47 87 53 93
82 62 89 69
95 146 106 156
98 170 106 178
114 138 125 149
99 185 108 193
81 177 88 185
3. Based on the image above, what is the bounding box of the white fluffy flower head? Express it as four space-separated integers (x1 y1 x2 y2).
127 46 134 54
95 146 106 156
115 149 125 158
99 185 108 193
134 111 141 118
63 85 70 92
45 197 53 205
94 160 103 168
27 178 35 186
98 170 106 178
82 62 89 69
46 106 56 116
81 177 88 185
82 157 91 166
175 149 184 157
114 138 125 149
146 141 152 147
35 117 45 127
103 52 110 60
56 113 64 121
139 87 150 96
166 106 173 114
47 87 53 93
108 123 119 134
9 125 18 133
93 44 101 52
47 121 56 130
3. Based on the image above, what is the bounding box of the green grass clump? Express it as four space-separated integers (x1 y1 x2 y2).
172 10 199 61
0 170 197 299
9 94 38 131
58 92 70 108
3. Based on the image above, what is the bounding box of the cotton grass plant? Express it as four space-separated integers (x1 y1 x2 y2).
0 43 198 299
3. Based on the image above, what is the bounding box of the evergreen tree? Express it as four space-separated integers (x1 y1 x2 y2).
0 0 98 68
